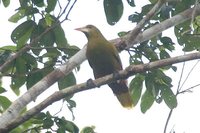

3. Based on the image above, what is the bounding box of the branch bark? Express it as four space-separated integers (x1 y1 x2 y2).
1 2 200 130
2 51 200 132
0 0 166 127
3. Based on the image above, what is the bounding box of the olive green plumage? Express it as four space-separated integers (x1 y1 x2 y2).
76 25 133 108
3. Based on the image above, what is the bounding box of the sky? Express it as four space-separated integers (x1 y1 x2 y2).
1 0 200 133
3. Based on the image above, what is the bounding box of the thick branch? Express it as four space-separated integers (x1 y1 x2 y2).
126 0 166 46
114 4 200 49
0 46 87 128
1 3 200 130
2 51 200 132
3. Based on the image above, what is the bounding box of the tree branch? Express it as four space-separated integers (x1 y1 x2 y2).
125 0 166 48
1 3 200 130
2 51 200 132
114 4 200 50
114 0 166 51
0 0 76 72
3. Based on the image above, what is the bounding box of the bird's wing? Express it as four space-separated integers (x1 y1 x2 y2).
111 46 123 71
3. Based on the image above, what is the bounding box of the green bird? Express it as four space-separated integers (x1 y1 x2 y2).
76 25 133 108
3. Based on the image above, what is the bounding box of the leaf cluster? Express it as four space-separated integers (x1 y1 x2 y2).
26 111 79 133
125 0 198 113
0 0 79 131
0 0 80 95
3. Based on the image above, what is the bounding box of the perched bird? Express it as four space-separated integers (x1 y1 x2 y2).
75 25 133 108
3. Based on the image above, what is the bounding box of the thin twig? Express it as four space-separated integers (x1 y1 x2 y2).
179 83 200 94
179 60 200 90
57 0 71 19
177 55 186 92
116 0 167 51
54 100 65 116
164 59 200 133
164 109 173 133
65 0 77 20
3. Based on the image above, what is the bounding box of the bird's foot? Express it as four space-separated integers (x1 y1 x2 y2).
113 71 120 79
86 78 98 88
113 71 121 83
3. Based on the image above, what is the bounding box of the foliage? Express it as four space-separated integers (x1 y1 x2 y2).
13 111 80 133
127 0 200 113
0 0 200 132
0 0 80 131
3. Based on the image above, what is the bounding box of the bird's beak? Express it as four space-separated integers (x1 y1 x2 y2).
74 27 82 31
75 26 88 33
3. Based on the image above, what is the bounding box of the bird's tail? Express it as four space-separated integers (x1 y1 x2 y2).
109 80 133 109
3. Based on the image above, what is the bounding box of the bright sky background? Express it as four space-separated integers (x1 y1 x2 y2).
1 0 200 133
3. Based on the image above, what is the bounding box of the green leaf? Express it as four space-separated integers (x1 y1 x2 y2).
37 18 55 48
149 0 157 3
103 0 124 25
155 69 172 87
45 13 54 26
9 9 26 23
58 72 76 90
171 66 177 72
126 0 135 7
30 25 43 55
63 45 80 59
140 89 154 113
160 50 170 59
160 37 174 45
53 24 68 48
118 31 129 37
160 36 175 52
10 78 21 95
25 7 39 16
161 87 177 109
145 72 155 91
32 0 44 7
22 53 38 70
81 126 96 133
43 117 54 129
0 45 16 51
46 0 57 13
141 4 154 15
0 50 12 65
142 47 158 61
16 57 27 74
160 5 172 20
2 0 10 7
67 99 76 108
128 13 142 23
42 52 60 59
10 57 27 95
11 20 36 48
34 112 46 120
0 87 6 94
129 74 144 106
56 117 79 133
0 96 11 111
26 69 43 89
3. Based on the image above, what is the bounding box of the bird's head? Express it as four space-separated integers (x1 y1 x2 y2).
75 25 103 40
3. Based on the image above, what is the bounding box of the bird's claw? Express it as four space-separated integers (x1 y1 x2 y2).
113 71 120 79
86 78 98 88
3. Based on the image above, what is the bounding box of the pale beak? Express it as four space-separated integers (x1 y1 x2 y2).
75 27 89 33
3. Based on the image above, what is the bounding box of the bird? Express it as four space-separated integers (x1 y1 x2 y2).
75 25 133 108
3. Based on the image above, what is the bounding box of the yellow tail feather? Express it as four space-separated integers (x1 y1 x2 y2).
116 92 133 109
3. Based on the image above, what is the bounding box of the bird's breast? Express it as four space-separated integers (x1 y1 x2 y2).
86 42 115 77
